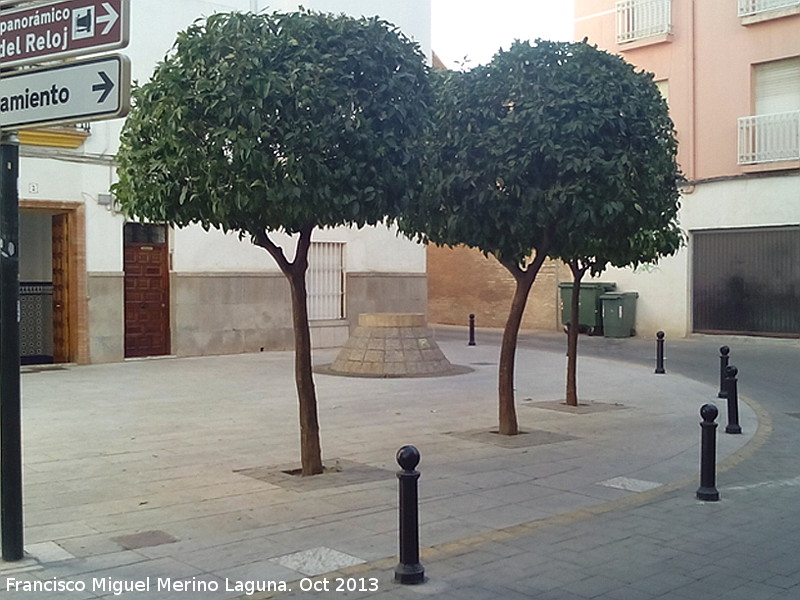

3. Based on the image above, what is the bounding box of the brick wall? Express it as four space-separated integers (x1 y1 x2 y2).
427 244 567 331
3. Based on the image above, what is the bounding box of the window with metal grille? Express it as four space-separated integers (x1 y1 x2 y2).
124 222 167 244
306 242 345 321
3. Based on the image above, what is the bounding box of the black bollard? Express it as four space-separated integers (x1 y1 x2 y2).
724 365 742 434
395 446 425 585
696 404 720 501
718 346 730 398
468 314 476 346
654 331 666 374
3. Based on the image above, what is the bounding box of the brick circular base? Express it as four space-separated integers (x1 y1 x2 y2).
326 313 462 377
358 313 426 328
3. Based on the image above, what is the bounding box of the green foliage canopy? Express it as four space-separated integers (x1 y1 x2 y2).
538 41 684 272
114 10 432 236
403 39 683 270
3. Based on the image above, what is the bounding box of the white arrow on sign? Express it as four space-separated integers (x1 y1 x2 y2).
0 54 130 130
97 2 120 36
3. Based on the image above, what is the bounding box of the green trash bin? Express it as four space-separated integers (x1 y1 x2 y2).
558 282 616 335
600 292 639 337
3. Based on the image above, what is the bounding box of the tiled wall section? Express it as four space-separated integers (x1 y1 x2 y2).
88 273 125 363
87 271 427 363
427 245 567 331
175 272 427 354
171 273 295 356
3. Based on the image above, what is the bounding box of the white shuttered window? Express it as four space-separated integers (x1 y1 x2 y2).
754 57 800 115
738 58 800 164
739 58 800 165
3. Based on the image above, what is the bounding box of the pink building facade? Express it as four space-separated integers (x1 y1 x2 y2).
576 0 800 337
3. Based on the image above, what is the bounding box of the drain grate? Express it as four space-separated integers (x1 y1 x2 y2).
112 530 178 550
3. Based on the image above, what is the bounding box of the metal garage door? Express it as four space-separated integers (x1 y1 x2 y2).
693 226 800 336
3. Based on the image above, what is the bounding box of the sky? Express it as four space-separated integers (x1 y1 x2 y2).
431 1 576 70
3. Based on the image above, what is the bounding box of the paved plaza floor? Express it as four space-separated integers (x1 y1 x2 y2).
1 330 786 599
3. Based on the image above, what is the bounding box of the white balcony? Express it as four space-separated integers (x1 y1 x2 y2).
738 111 800 164
738 0 800 17
616 0 672 44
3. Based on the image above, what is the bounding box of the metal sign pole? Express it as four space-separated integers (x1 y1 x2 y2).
0 130 23 562
0 0 131 561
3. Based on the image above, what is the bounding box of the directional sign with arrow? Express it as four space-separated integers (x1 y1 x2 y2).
0 54 130 129
0 0 129 68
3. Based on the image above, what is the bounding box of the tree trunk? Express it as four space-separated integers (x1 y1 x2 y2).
565 261 587 407
254 227 323 476
287 266 324 476
497 253 548 435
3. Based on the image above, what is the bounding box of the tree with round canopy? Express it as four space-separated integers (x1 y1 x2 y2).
402 40 682 431
114 10 433 475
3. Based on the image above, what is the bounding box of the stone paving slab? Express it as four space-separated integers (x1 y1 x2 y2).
0 338 758 599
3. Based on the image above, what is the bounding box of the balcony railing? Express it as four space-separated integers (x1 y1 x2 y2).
738 0 800 17
738 110 800 164
617 0 672 44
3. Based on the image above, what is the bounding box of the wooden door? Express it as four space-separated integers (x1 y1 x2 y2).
124 233 170 358
52 213 70 363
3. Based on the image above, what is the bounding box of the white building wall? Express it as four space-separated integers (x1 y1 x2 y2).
590 173 800 338
684 175 800 231
172 224 426 274
591 247 690 340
